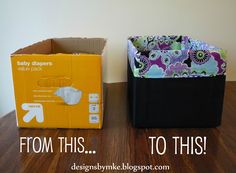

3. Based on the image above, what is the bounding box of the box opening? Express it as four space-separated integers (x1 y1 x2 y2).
13 38 106 55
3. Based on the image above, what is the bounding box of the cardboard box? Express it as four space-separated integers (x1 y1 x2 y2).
11 38 106 129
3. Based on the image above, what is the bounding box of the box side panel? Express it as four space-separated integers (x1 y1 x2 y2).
68 54 103 128
11 54 103 128
11 55 73 128
129 74 226 128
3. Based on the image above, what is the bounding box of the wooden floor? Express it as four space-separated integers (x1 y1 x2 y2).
0 82 236 173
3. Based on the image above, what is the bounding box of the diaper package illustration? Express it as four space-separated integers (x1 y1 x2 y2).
11 38 106 129
54 87 82 105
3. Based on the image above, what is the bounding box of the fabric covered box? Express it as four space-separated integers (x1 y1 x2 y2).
128 35 226 127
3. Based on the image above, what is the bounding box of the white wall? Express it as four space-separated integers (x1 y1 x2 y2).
0 0 236 117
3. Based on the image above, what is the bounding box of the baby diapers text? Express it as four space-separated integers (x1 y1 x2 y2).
17 61 53 67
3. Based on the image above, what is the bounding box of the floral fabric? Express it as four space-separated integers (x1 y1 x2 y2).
128 36 226 78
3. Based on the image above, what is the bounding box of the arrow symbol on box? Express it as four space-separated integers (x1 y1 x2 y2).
21 103 44 123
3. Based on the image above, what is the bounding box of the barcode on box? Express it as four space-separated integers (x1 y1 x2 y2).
89 114 99 124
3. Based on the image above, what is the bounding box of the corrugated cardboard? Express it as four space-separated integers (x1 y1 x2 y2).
11 37 106 129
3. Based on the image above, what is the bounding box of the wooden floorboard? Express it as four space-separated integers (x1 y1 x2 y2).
0 82 235 173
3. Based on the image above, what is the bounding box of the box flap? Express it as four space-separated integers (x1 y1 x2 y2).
12 37 107 56
13 39 52 55
52 38 106 55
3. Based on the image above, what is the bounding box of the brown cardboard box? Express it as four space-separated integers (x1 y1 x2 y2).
11 37 106 129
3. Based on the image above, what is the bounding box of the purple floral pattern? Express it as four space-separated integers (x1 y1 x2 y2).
165 62 191 77
128 35 227 78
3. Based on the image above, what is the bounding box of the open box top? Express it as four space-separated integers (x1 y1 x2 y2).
12 37 107 55
128 35 227 78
